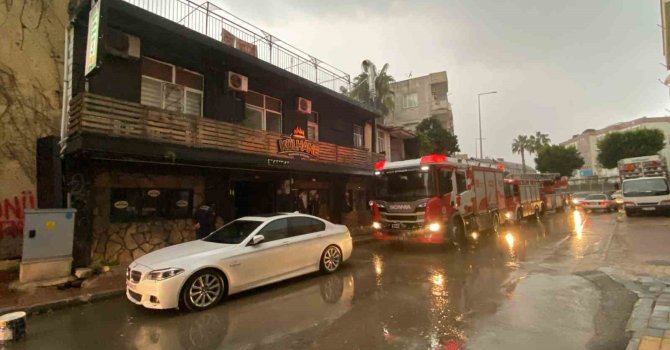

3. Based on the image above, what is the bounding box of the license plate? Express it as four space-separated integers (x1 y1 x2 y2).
642 207 656 211
391 223 400 229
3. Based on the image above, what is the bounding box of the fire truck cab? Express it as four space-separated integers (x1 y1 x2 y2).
371 155 505 245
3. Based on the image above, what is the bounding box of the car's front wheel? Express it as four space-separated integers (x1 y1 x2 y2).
320 245 342 273
181 269 225 312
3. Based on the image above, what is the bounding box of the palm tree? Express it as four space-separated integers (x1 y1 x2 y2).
347 60 395 116
512 135 532 174
531 131 551 153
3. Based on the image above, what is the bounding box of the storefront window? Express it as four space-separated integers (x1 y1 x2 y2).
110 188 193 223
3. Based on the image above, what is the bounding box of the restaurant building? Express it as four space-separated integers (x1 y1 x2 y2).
59 0 400 265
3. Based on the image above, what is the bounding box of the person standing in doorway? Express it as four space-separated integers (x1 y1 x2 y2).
193 202 216 239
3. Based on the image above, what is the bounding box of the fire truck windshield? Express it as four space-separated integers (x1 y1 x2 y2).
622 178 670 197
374 169 435 201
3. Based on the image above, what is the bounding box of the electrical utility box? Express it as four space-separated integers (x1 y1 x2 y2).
20 209 77 283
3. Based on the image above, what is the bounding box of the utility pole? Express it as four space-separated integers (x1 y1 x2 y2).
477 91 497 158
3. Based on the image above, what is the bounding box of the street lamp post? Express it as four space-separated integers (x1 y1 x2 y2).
477 91 498 158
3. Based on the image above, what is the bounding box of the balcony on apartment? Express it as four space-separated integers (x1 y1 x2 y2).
66 92 382 171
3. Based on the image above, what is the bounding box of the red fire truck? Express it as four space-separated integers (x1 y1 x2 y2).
502 176 544 223
538 173 569 213
371 154 505 245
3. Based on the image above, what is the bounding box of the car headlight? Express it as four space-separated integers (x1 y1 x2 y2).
428 223 440 232
372 222 382 230
505 212 512 219
147 268 184 281
572 199 580 204
624 202 635 207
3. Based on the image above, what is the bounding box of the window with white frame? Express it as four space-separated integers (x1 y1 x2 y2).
353 124 363 148
307 112 319 141
140 57 203 116
403 92 418 108
243 91 282 133
377 130 387 154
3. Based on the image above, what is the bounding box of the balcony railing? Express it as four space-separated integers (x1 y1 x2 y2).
122 0 351 93
67 93 381 170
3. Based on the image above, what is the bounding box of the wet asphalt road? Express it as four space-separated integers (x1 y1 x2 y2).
5 209 642 350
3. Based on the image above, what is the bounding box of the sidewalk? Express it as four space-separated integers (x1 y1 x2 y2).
0 265 126 315
0 233 376 316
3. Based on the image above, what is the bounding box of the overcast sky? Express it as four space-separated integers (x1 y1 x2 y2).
212 0 669 164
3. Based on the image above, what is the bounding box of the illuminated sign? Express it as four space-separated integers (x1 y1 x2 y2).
85 0 102 76
277 127 320 159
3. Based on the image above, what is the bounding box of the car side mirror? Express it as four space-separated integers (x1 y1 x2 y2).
250 235 264 246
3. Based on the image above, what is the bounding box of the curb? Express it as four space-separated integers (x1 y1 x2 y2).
0 288 125 316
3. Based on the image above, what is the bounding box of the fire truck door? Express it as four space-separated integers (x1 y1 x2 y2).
473 170 487 213
495 172 505 210
485 171 497 210
455 170 472 215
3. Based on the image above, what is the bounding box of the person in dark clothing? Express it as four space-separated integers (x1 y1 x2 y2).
193 203 216 239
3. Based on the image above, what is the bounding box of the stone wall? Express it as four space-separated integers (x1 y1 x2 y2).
0 0 70 259
90 171 205 264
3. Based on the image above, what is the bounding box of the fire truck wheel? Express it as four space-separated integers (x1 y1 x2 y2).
534 207 541 221
515 209 523 225
447 218 466 246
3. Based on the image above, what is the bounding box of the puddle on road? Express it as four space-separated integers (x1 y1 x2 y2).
466 273 599 350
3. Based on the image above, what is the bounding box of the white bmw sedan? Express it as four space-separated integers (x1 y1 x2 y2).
126 213 353 311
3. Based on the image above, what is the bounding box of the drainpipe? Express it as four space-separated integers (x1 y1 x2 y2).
59 24 73 150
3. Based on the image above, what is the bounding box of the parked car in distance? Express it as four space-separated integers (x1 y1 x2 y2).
570 192 592 207
126 213 353 311
579 193 617 212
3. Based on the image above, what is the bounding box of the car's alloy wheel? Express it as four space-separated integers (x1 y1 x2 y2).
321 245 341 273
182 270 224 311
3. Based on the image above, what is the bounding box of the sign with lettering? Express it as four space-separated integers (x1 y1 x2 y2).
267 159 290 168
85 0 102 76
277 127 320 159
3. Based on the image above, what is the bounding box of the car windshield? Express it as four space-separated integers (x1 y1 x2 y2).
203 220 262 244
623 178 670 197
585 194 607 200
375 169 435 201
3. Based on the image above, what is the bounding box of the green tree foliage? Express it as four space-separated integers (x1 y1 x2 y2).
535 145 585 176
596 129 666 169
415 117 460 155
347 61 395 115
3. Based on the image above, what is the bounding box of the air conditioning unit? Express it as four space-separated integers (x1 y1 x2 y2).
297 97 312 114
106 29 140 59
226 71 248 92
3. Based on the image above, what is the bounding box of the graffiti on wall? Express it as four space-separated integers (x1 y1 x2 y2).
0 191 35 238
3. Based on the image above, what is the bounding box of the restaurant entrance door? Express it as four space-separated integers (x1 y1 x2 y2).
234 181 274 217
